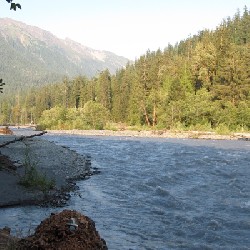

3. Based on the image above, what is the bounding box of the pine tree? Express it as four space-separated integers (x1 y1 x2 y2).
95 70 112 111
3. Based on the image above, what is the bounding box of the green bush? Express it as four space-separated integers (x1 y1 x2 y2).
215 124 232 135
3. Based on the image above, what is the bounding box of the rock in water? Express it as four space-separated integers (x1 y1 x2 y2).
18 210 108 249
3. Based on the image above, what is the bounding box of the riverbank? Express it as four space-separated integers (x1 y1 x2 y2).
47 129 250 140
0 129 106 249
0 133 91 207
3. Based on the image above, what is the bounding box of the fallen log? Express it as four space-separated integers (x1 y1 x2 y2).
0 131 47 148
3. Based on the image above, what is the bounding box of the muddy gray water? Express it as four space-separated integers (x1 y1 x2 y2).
0 135 249 249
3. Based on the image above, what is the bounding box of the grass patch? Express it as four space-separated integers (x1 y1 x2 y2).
19 145 55 193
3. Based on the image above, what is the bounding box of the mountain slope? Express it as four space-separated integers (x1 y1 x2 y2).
0 18 129 92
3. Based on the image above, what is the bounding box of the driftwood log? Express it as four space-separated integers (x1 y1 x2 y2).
0 131 47 148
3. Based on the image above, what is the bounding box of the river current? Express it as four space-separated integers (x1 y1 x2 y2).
0 135 249 249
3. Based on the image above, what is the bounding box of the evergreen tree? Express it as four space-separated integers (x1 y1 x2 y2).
95 70 112 111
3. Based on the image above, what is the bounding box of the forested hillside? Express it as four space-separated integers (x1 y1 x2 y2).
0 18 129 92
0 8 249 132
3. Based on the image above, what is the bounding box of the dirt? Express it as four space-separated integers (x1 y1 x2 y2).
1 210 108 250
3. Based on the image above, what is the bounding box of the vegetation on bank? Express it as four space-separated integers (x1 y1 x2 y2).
19 144 55 193
0 8 249 133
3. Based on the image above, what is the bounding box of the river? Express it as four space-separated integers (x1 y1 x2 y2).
0 134 249 249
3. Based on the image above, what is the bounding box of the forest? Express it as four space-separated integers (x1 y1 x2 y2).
0 7 249 133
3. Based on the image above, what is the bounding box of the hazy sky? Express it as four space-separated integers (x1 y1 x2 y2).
0 0 249 59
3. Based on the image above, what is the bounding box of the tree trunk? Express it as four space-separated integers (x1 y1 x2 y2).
152 102 157 127
142 103 151 126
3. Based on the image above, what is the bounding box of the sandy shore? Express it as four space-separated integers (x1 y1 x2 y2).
47 129 250 140
0 134 91 207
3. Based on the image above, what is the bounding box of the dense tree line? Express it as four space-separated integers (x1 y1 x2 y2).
0 7 249 132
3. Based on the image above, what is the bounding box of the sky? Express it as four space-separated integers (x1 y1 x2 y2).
0 0 249 60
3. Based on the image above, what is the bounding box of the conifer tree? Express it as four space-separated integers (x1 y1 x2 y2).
95 70 112 111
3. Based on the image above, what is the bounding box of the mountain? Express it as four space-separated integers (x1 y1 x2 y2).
0 18 129 92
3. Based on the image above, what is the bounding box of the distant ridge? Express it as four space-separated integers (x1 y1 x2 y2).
0 18 129 92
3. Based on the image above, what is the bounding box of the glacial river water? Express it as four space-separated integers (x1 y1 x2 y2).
0 135 250 249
